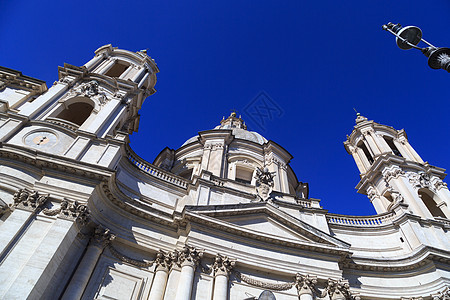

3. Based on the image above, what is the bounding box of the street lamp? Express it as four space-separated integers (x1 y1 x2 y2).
382 22 450 73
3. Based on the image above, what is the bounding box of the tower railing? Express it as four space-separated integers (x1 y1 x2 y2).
125 145 189 189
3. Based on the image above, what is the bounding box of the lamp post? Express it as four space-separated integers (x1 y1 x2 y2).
382 22 450 73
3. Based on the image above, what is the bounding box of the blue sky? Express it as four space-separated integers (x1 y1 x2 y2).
1 0 449 215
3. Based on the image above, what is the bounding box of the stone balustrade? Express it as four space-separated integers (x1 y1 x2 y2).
125 146 189 189
326 211 395 227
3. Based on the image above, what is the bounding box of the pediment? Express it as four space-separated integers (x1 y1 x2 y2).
184 202 350 250
218 213 312 243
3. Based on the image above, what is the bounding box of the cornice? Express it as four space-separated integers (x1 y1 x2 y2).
342 245 450 273
184 202 350 249
183 210 351 258
100 179 178 229
356 155 447 192
263 140 293 164
0 143 113 181
189 171 255 199
0 66 47 94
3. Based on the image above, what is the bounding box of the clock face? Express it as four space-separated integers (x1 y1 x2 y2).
23 131 58 150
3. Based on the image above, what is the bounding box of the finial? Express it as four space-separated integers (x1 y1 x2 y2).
353 107 360 117
139 49 148 54
230 109 237 118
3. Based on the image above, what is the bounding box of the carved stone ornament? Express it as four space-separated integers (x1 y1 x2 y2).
212 254 235 277
434 180 448 191
383 166 405 182
366 186 378 201
91 226 115 248
408 172 433 191
324 278 354 300
13 188 49 211
42 199 90 226
233 270 294 291
154 250 172 271
294 274 358 300
431 286 450 300
255 167 276 202
295 273 318 296
108 244 154 268
64 80 108 106
179 245 203 267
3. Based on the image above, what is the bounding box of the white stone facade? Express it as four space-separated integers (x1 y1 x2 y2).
0 46 449 300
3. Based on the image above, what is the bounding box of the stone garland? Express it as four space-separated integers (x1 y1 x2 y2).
42 199 90 226
107 244 154 268
233 270 294 291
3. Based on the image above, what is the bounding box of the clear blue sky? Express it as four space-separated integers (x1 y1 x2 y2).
1 0 449 216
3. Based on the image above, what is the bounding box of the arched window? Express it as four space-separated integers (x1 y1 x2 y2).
419 189 445 218
55 102 94 126
384 136 402 157
357 141 374 164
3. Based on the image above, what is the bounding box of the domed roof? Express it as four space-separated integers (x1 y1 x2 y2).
181 112 268 146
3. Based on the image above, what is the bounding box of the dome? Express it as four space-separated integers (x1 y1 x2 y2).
181 112 268 146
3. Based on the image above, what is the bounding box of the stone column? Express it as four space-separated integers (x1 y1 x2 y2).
363 131 381 156
295 274 317 300
148 250 171 300
84 54 104 71
174 246 203 300
98 58 116 75
62 227 114 300
212 254 235 300
131 67 146 82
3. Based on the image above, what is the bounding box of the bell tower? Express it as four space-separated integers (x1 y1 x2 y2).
344 113 450 219
0 45 158 168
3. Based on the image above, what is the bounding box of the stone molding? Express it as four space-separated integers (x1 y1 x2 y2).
212 254 235 277
382 166 405 182
0 144 113 181
13 188 49 211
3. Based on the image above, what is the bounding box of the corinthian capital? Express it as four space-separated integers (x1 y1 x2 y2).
154 250 172 271
212 254 235 277
326 278 353 300
295 273 317 297
179 245 203 268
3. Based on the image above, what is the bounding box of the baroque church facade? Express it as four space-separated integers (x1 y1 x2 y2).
0 45 449 300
